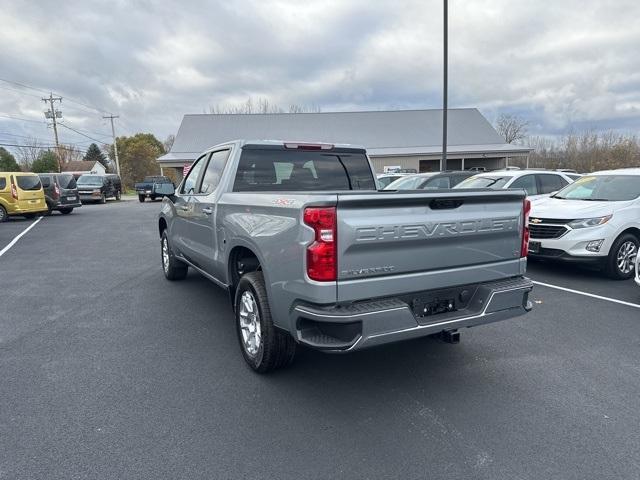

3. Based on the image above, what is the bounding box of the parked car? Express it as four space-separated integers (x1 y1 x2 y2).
455 169 575 200
635 252 640 288
135 175 174 202
157 140 533 373
384 171 476 190
106 174 122 200
376 173 409 189
76 174 119 204
0 172 48 222
528 169 640 279
38 173 82 215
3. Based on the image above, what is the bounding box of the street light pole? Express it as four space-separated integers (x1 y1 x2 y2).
441 0 448 172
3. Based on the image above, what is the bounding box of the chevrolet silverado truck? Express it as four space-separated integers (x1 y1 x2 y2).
157 140 533 372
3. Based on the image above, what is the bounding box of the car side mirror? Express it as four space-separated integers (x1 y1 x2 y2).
154 182 175 196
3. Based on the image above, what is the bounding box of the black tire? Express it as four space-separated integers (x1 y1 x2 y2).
605 233 639 280
138 194 145 203
235 271 296 373
60 208 73 214
99 194 106 204
115 190 121 201
0 205 7 222
161 230 188 280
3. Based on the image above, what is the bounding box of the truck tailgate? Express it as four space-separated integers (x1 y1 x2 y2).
336 190 526 302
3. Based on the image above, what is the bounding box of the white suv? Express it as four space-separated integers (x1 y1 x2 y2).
455 170 575 200
528 169 640 279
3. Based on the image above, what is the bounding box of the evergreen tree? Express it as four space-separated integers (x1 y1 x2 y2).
84 143 108 170
0 147 21 171
31 150 59 173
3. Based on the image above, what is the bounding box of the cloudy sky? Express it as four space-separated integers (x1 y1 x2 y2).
1 0 639 154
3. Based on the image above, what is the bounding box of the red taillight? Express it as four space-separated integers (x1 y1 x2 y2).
10 178 18 200
521 198 531 257
304 207 337 281
53 182 60 198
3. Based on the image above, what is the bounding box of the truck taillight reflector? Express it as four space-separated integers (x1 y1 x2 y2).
10 178 18 200
304 207 337 281
521 198 531 257
54 182 60 198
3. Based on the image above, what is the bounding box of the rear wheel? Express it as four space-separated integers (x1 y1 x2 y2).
605 233 639 280
235 271 296 373
60 208 73 214
161 230 188 280
0 205 7 222
138 194 145 203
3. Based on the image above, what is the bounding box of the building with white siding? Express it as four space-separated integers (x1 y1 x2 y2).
157 109 531 180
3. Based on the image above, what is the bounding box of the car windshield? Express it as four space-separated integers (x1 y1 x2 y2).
455 176 510 189
57 174 76 189
16 175 42 190
77 175 103 185
553 175 640 201
376 176 400 188
384 175 432 190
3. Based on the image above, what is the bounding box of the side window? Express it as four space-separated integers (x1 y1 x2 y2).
0 177 6 190
510 175 538 195
423 176 450 189
40 176 51 188
199 150 230 194
180 154 208 194
538 174 567 194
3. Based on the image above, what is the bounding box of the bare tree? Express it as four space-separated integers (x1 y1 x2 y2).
209 96 320 115
163 134 175 153
58 144 84 164
15 137 44 171
495 114 529 144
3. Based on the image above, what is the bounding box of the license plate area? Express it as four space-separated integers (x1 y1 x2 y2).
67 196 77 201
403 285 478 324
529 241 541 254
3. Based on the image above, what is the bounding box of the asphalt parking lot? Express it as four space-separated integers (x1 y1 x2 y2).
1 199 639 480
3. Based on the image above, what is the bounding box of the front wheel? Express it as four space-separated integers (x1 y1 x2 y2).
138 194 145 203
605 233 639 280
235 271 296 373
161 230 188 280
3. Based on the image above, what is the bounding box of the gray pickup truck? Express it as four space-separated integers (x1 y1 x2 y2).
158 140 533 372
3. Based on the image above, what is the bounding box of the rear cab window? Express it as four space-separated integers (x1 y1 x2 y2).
57 174 77 189
233 146 376 192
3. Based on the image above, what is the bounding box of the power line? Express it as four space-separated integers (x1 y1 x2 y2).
0 142 87 153
0 114 48 125
0 85 42 99
0 131 90 146
58 123 110 144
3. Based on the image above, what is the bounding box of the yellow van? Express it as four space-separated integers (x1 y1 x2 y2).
0 172 48 222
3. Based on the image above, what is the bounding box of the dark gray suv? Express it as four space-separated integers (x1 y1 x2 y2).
38 173 82 214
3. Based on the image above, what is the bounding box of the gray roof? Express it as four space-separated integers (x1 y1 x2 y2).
159 108 531 163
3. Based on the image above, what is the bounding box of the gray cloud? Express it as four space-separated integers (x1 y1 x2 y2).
1 0 638 152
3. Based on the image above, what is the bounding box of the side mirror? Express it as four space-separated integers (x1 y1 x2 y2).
154 182 175 196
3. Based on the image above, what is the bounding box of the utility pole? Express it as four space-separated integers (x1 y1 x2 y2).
42 93 63 172
103 114 121 176
441 0 448 172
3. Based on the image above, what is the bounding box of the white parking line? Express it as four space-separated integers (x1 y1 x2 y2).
0 216 43 258
533 280 640 309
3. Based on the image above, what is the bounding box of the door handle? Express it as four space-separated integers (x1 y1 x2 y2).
202 207 213 214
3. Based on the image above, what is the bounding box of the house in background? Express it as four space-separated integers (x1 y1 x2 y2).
157 108 532 180
60 160 106 177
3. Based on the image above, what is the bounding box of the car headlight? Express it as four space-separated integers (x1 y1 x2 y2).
568 215 612 229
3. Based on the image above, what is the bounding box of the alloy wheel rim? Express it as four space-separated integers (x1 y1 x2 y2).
162 238 170 273
0 208 5 221
239 291 261 357
616 241 637 274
